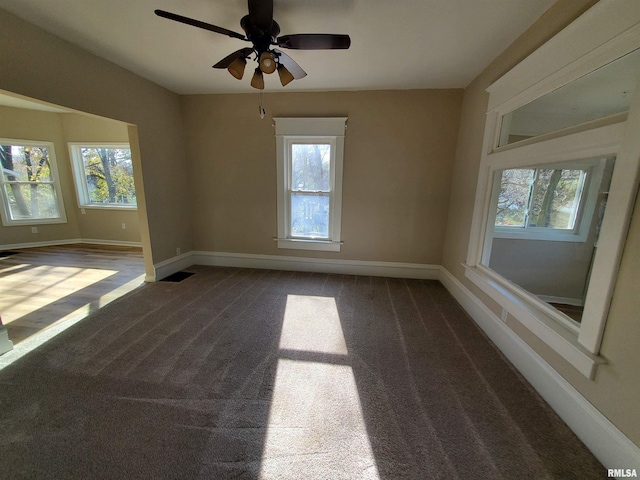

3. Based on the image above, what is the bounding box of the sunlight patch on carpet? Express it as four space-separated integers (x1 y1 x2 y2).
279 294 348 355
260 295 380 479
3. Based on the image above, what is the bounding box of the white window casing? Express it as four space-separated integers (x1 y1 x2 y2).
274 118 347 252
0 139 67 226
68 143 137 210
464 1 640 378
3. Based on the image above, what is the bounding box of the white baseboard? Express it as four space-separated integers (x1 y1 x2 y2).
149 250 440 282
0 238 142 250
78 238 142 247
439 266 640 472
150 251 195 282
192 250 440 279
0 238 82 250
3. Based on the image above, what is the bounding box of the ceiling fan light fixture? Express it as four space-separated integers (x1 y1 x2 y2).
277 64 295 86
251 68 265 89
155 3 350 91
259 52 277 74
227 57 247 80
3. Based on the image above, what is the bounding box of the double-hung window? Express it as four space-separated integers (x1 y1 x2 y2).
274 118 347 252
0 139 67 226
68 144 136 209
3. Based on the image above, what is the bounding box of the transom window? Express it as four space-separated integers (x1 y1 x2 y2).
0 139 67 226
68 143 137 209
274 118 347 252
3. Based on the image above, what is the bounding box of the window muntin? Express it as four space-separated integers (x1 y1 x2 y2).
69 144 136 209
0 141 66 225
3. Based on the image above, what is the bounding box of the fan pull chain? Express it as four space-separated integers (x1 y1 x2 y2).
259 91 266 119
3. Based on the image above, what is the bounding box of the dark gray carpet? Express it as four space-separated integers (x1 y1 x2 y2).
0 266 604 479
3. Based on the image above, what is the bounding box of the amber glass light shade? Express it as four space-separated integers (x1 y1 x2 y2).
227 57 246 80
251 68 265 89
277 65 295 86
259 52 277 74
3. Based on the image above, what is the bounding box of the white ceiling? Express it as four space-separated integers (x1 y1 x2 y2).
0 0 557 95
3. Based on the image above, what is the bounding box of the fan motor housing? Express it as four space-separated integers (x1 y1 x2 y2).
241 15 280 54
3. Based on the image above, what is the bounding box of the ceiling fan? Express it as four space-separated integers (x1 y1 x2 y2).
155 0 351 90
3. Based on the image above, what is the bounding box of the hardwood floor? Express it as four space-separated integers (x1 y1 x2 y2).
0 244 145 344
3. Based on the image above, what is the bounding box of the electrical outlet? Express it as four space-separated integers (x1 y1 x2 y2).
81 208 86 214
500 308 508 322
176 247 181 256
31 227 38 234
121 223 126 230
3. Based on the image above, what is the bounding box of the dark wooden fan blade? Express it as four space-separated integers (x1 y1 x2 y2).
247 0 273 32
276 34 351 50
213 48 254 69
273 49 307 79
154 10 247 41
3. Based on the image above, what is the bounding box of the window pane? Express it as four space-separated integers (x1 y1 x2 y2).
495 169 533 227
291 144 331 192
4 183 60 220
1 145 52 182
79 147 136 206
291 193 329 238
530 169 583 229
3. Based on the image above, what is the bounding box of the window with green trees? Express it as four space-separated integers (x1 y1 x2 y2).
495 167 585 230
0 140 67 225
491 157 607 242
69 144 136 208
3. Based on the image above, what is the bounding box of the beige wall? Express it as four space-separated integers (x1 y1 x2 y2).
0 106 80 245
181 90 463 264
442 0 640 445
0 107 141 245
0 8 193 266
59 113 140 243
489 237 592 300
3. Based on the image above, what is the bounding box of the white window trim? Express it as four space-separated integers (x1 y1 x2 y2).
0 138 67 226
274 118 347 252
465 2 640 379
68 142 137 210
489 158 606 244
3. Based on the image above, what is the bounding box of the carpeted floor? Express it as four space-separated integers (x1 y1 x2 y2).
0 266 604 479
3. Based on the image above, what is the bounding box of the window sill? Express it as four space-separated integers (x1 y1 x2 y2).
493 228 587 242
463 263 604 379
1 217 67 227
78 205 137 211
275 238 342 252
